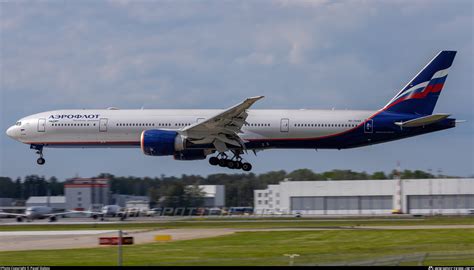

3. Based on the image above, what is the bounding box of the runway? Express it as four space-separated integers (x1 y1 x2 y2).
2 224 474 252
0 228 236 251
0 230 117 236
0 215 426 225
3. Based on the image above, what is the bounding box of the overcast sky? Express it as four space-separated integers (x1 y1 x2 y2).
1 0 473 180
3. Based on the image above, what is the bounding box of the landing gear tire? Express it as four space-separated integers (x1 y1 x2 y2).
209 152 252 171
37 157 45 165
209 157 219 166
32 145 45 165
235 161 243 170
227 160 235 169
242 162 252 172
218 159 227 167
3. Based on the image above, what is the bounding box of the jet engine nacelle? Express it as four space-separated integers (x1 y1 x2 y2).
140 130 185 156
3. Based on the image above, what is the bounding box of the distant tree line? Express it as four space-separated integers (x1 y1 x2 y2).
0 169 453 207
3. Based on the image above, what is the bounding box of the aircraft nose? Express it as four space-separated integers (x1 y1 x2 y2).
6 126 15 138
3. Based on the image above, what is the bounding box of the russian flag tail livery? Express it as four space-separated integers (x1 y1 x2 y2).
383 50 456 115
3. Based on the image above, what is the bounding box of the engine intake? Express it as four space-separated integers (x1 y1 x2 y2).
141 130 185 156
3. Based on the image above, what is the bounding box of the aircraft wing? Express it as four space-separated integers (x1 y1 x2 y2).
74 210 127 216
45 210 84 217
394 113 450 128
0 212 25 217
73 210 104 216
181 96 264 152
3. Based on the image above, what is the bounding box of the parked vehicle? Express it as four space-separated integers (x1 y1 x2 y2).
228 207 253 215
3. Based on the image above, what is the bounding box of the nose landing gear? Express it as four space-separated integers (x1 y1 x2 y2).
37 157 45 165
208 152 252 171
30 144 45 165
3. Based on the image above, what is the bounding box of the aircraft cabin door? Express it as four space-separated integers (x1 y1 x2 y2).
196 118 205 123
38 118 46 132
364 119 373 133
99 118 108 132
280 118 289 132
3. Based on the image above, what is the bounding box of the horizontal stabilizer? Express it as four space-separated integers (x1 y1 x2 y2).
394 113 450 128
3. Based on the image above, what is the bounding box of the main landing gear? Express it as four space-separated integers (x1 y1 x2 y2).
208 152 252 171
31 144 45 165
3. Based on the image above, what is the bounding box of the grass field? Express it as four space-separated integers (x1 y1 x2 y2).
0 216 473 231
0 229 473 266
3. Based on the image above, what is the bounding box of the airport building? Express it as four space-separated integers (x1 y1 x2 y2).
199 185 225 207
64 178 110 211
112 194 149 207
125 200 150 212
0 198 14 207
254 178 474 215
187 185 225 207
26 196 66 210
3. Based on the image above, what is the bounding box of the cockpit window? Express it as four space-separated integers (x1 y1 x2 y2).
15 121 21 126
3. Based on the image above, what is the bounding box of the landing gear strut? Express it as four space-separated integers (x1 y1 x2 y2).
31 144 45 165
208 151 252 171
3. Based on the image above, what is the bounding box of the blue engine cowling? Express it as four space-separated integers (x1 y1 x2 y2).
141 130 183 156
173 150 207 160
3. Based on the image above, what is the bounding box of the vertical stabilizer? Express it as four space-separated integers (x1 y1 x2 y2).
383 51 456 115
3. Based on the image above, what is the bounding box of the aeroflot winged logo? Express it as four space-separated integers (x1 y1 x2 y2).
49 114 100 119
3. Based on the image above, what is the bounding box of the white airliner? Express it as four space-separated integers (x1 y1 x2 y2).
5 51 460 171
0 206 78 222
